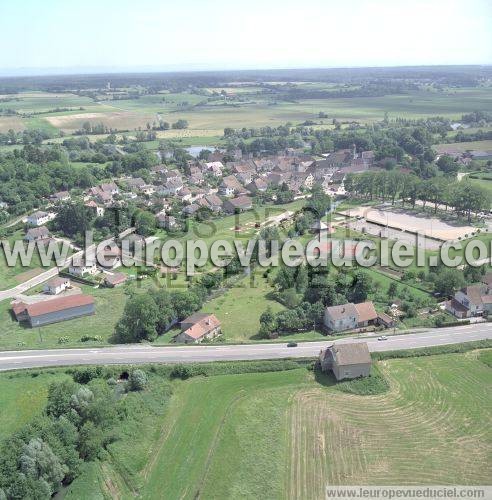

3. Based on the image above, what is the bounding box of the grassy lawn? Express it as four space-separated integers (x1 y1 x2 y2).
0 284 128 349
1 351 490 498
0 370 71 441
0 230 70 291
195 273 286 342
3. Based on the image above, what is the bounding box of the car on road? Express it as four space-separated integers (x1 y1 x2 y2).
378 336 388 341
287 342 298 347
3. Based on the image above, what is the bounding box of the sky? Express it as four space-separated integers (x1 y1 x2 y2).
0 0 491 75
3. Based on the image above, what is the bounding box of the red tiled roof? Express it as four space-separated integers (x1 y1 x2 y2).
182 314 220 340
25 295 94 317
354 301 378 323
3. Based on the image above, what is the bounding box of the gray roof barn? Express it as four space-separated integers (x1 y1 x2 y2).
319 342 371 380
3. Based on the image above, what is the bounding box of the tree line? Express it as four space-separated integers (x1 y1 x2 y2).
345 170 490 221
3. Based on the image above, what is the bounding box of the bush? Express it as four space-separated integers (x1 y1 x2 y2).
127 369 148 391
71 367 103 384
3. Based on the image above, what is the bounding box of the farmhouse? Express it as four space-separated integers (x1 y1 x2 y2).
219 175 244 197
43 276 71 295
104 272 128 288
27 211 53 227
175 313 221 344
11 294 95 328
446 284 492 318
223 196 253 214
25 226 50 242
50 191 71 203
68 262 99 277
319 342 372 380
324 301 378 333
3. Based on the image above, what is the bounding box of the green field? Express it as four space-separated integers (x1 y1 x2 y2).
0 284 128 349
3 351 489 498
3 87 492 135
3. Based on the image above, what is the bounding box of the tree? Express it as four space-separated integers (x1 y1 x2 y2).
115 294 160 342
434 268 465 297
387 281 398 299
55 202 95 238
46 380 78 418
307 185 331 218
350 271 373 303
19 438 67 496
259 307 277 338
436 155 459 175
134 210 156 237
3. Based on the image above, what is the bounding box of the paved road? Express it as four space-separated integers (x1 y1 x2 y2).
0 323 490 371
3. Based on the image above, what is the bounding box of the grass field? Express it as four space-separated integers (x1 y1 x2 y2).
1 351 490 498
4 87 492 134
0 284 128 349
435 139 492 154
0 370 71 441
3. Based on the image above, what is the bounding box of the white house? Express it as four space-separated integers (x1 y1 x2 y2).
27 211 55 227
69 262 99 277
43 276 71 295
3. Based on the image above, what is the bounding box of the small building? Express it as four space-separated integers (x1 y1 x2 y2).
25 226 50 242
68 262 99 277
12 294 95 328
223 196 253 214
104 272 128 288
319 342 372 380
43 276 71 295
175 313 221 344
50 191 71 203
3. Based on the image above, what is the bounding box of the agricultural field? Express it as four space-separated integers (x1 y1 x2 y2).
3 87 492 136
3 350 488 499
435 139 492 154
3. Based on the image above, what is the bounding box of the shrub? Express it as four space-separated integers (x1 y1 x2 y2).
127 369 148 391
72 366 103 384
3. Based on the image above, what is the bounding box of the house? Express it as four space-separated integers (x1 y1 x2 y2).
27 211 53 227
50 191 70 203
177 187 192 202
104 272 128 288
68 262 99 277
25 226 50 242
205 161 224 176
85 201 105 217
99 182 119 196
319 342 372 380
175 313 221 344
219 175 244 197
11 294 95 328
43 276 71 295
125 177 146 191
159 179 184 196
197 194 223 212
324 301 378 333
246 178 268 194
446 284 492 318
183 204 200 216
96 247 121 269
156 213 178 230
223 196 253 214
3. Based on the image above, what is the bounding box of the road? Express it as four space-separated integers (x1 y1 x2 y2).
0 323 490 371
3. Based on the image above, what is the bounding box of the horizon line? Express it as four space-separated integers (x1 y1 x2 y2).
0 63 491 79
